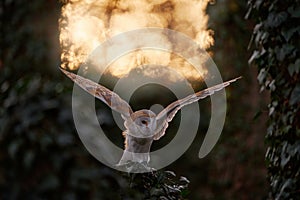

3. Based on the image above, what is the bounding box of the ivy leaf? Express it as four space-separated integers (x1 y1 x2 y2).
275 44 295 61
278 179 294 198
269 106 275 116
288 6 300 18
257 68 267 85
288 59 300 76
253 110 262 121
255 0 264 9
179 176 190 184
253 22 263 34
266 12 288 28
248 50 260 64
280 142 290 167
289 84 300 105
8 140 22 159
281 27 299 42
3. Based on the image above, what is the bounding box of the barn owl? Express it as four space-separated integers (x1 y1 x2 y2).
60 68 241 166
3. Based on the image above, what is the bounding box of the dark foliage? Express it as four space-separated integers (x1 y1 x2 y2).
247 0 300 199
121 169 189 199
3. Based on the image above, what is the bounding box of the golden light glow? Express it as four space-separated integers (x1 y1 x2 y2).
59 0 213 81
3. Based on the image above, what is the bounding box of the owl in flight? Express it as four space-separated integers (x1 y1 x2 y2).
60 68 240 166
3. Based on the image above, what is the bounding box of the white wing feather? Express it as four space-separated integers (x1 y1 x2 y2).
154 77 241 140
60 68 133 117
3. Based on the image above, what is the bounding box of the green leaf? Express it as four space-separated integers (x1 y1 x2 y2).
8 140 22 159
275 44 295 61
281 27 299 42
288 59 300 76
248 50 260 64
257 68 267 85
288 6 300 18
253 110 262 121
266 12 288 28
269 106 275 116
179 176 190 184
280 142 290 167
289 84 300 105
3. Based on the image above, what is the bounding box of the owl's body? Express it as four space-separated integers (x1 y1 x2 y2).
60 68 240 165
119 135 153 164
120 110 156 164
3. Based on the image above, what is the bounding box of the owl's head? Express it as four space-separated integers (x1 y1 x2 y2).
125 109 157 138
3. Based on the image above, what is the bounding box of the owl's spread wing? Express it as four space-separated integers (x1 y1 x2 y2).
60 68 133 117
153 77 241 140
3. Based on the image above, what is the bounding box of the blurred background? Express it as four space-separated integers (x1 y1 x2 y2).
0 0 269 199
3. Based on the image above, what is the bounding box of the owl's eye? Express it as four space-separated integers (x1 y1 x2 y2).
141 120 148 125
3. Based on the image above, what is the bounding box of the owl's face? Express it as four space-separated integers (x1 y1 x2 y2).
125 110 157 138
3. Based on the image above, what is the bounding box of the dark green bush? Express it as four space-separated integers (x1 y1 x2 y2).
247 0 300 198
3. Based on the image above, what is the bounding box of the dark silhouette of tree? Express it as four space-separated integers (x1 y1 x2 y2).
247 0 300 198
